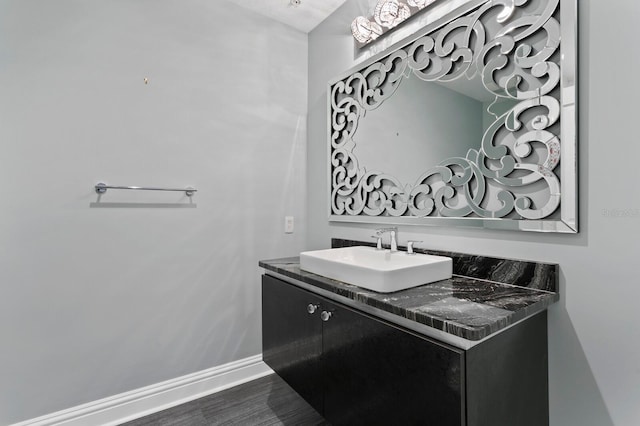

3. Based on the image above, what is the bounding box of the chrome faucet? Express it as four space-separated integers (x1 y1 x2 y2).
371 235 383 250
376 227 398 252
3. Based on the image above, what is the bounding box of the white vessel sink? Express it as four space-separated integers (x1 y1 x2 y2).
299 246 452 293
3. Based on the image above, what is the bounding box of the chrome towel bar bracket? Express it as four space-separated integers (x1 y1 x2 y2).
94 182 197 197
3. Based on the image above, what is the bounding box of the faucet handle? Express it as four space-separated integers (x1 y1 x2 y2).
370 235 383 250
406 240 423 255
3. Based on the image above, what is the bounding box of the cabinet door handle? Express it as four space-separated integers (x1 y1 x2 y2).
307 303 320 314
320 311 333 322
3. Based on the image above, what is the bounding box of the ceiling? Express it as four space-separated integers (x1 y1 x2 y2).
225 0 350 33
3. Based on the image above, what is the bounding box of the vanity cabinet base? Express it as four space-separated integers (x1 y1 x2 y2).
262 274 548 426
466 311 549 426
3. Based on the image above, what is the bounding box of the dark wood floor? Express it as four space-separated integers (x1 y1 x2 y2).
120 374 329 426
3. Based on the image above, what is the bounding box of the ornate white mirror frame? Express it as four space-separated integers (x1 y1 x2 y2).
328 0 577 233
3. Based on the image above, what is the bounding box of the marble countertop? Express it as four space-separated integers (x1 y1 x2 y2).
259 256 559 342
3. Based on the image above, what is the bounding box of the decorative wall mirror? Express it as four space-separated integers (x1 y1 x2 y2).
328 0 577 233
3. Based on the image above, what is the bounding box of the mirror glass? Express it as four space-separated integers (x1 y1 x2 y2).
354 74 519 186
328 0 577 232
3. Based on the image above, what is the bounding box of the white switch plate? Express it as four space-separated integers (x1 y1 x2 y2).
284 216 294 234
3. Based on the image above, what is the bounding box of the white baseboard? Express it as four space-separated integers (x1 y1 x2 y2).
11 355 274 426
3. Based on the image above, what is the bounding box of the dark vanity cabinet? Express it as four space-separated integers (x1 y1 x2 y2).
263 274 550 426
262 274 324 411
263 274 463 425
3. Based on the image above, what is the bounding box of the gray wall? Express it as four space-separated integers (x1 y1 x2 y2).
308 1 640 426
0 0 307 424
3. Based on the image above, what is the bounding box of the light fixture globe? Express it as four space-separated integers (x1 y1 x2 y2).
351 16 372 43
352 0 438 46
374 0 411 29
351 16 383 43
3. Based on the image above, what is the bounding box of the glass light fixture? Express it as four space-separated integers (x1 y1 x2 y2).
351 16 383 44
352 0 438 46
374 0 411 29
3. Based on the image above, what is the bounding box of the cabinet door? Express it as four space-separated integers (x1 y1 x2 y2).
321 300 465 426
262 275 324 413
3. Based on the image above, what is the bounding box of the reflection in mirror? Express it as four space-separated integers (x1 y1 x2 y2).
329 0 577 232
